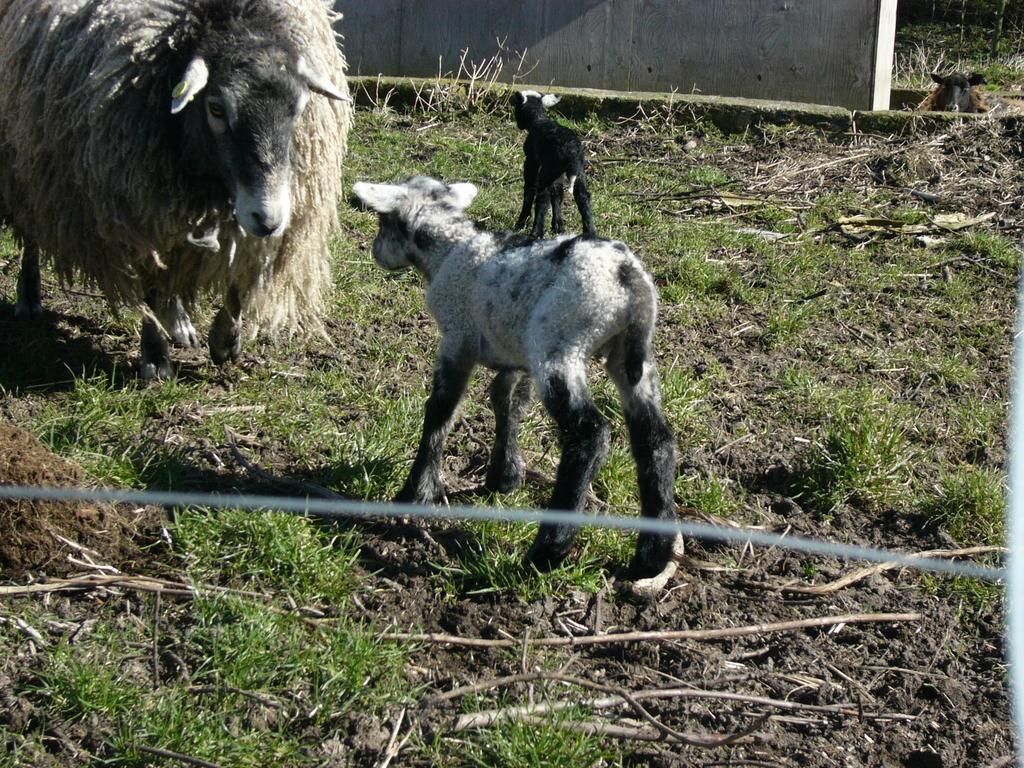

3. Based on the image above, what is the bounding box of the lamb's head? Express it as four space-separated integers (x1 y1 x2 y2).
352 177 479 271
514 90 560 129
171 18 348 238
928 72 986 113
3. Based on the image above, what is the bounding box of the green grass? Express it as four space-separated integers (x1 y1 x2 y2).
434 707 620 768
797 392 916 513
922 466 1006 548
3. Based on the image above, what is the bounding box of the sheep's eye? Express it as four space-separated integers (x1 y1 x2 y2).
208 101 226 120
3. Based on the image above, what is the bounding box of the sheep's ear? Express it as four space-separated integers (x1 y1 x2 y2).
930 72 944 85
968 72 987 86
446 183 479 210
171 56 210 114
352 182 406 213
297 56 351 102
541 94 561 108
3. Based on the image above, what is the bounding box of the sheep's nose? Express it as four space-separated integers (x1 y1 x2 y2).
249 211 278 237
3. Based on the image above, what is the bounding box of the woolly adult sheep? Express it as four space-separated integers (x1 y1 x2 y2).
917 72 1020 114
0 0 352 379
353 176 684 596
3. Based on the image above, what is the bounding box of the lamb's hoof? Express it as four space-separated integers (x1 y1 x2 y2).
395 480 445 505
620 535 686 599
485 462 524 494
525 539 571 573
14 300 43 320
209 311 242 365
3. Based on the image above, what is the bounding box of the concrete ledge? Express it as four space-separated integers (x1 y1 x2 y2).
350 76 1010 136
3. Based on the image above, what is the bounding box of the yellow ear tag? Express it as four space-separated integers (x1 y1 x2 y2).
172 80 189 99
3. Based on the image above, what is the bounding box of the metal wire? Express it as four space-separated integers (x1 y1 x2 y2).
0 483 1004 582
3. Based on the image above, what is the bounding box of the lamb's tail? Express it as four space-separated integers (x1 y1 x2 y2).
618 260 656 387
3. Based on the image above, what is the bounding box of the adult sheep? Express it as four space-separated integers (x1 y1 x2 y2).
0 0 352 379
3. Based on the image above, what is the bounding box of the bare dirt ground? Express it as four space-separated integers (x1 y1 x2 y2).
1 114 1019 766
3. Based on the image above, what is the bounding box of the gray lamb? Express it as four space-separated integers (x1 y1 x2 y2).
353 176 683 595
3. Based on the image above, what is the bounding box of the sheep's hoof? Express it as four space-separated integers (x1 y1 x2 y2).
209 310 242 365
168 314 198 348
14 300 43 320
139 358 175 382
620 534 686 599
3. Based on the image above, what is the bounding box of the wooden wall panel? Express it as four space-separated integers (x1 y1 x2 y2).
334 0 896 109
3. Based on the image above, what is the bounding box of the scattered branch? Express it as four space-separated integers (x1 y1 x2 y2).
370 613 922 649
775 547 1006 595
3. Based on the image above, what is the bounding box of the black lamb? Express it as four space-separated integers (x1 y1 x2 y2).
513 91 596 239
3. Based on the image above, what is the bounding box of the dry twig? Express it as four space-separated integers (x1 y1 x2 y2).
371 613 922 649
774 547 1005 595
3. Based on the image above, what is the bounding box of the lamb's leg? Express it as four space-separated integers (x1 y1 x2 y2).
529 166 564 239
572 175 597 238
526 366 610 571
396 350 475 504
209 285 242 365
607 351 682 595
550 181 566 235
486 369 532 493
14 240 42 320
514 153 540 231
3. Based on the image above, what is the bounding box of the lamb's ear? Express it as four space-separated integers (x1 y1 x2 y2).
297 55 351 102
446 183 479 210
171 56 210 114
352 182 406 213
541 94 561 108
930 72 945 85
968 72 987 86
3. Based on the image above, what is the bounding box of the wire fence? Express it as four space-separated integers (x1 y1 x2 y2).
0 483 1005 582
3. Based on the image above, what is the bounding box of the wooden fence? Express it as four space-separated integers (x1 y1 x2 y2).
334 0 897 110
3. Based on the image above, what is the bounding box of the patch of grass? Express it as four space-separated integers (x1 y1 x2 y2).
174 507 361 603
677 473 743 518
797 393 915 512
921 466 1006 547
436 519 616 601
436 707 618 768
658 364 712 450
32 371 198 487
189 595 413 722
760 300 818 349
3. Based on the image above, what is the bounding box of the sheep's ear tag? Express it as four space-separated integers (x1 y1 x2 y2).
170 56 210 114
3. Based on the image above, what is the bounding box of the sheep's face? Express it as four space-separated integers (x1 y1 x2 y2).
171 46 348 238
352 177 479 271
929 72 986 113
